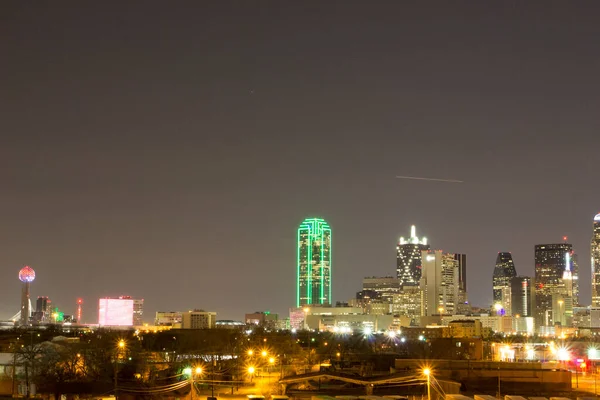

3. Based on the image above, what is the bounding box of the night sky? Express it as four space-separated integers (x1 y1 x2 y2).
2 2 599 322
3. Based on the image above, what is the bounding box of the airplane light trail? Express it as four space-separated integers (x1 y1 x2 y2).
395 176 464 183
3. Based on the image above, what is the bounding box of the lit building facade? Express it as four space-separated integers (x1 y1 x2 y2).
362 276 401 303
302 306 393 332
353 289 382 311
297 218 332 307
98 296 144 326
155 311 182 326
453 253 469 314
534 243 573 327
420 250 460 316
34 296 51 323
510 276 535 323
181 310 217 329
396 225 430 285
245 311 279 329
392 285 422 322
592 214 600 307
492 253 517 304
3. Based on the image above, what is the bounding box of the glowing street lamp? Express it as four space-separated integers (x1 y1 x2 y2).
423 368 431 400
248 366 255 382
557 347 570 362
184 367 203 400
114 340 126 400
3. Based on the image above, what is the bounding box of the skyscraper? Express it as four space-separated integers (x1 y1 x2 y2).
492 252 517 304
420 250 460 316
396 225 430 285
35 296 52 323
510 276 535 318
572 253 580 306
534 243 573 327
453 253 469 314
297 218 332 307
592 214 600 307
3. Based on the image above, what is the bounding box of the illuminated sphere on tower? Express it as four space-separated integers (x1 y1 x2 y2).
19 265 35 283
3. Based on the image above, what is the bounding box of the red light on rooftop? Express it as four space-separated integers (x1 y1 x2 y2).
77 298 83 304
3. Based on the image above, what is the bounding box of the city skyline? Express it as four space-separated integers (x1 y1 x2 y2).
2 2 600 321
3 216 598 323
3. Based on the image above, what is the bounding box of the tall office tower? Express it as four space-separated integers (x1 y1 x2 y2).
510 276 535 318
592 214 600 307
35 296 51 323
420 250 460 316
36 296 50 314
571 253 580 306
535 243 573 327
297 218 332 307
18 266 36 326
131 297 144 325
396 225 430 285
453 254 469 313
492 253 517 304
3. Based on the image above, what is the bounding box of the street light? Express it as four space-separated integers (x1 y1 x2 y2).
114 340 126 400
248 366 255 382
184 367 203 400
423 368 431 400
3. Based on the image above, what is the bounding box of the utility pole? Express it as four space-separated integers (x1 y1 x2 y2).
497 367 501 399
11 344 16 397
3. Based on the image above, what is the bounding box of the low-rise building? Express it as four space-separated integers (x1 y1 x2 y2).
181 310 216 329
449 319 482 338
245 311 279 329
155 311 182 327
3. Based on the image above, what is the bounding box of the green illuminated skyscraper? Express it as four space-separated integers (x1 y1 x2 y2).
297 218 332 307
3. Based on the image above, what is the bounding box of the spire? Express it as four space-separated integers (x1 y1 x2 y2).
410 225 416 238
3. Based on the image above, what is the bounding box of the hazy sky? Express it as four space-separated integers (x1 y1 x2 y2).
1 2 599 322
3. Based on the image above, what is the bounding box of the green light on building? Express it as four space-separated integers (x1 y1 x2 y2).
297 218 331 307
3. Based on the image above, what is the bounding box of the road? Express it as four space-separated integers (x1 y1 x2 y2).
571 371 599 394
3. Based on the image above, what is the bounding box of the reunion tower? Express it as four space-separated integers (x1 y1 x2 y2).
18 265 35 326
